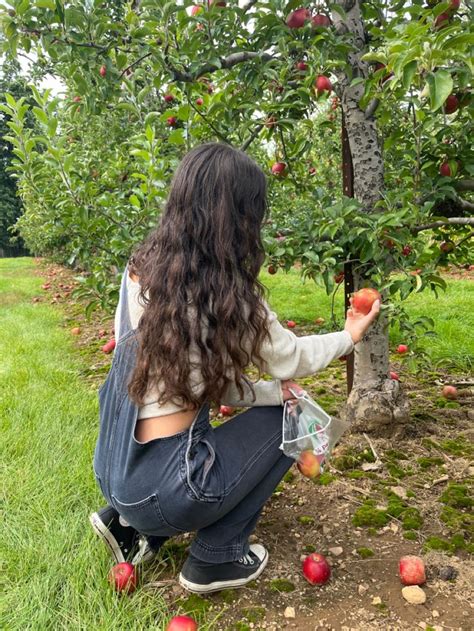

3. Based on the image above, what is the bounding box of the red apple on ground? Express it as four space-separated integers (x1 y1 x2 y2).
396 344 408 354
309 166 316 175
439 161 452 177
442 385 457 400
98 329 107 338
268 265 277 275
219 405 234 416
390 371 400 381
164 94 175 103
166 616 198 631
314 317 325 326
399 555 426 586
195 97 204 106
102 338 116 354
71 327 81 335
444 94 459 114
108 562 137 593
286 8 310 29
302 553 331 585
42 283 51 290
271 162 286 176
402 245 412 256
287 320 296 328
297 450 321 479
99 65 107 77
315 75 332 96
311 14 331 28
352 288 381 315
167 117 177 127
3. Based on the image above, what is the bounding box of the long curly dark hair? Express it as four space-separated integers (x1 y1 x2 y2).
127 142 271 409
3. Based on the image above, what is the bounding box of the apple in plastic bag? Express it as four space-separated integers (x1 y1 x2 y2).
297 449 321 478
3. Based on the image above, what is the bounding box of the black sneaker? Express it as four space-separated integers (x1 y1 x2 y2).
178 544 269 594
89 505 168 564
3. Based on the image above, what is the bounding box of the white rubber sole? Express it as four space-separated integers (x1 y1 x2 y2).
178 547 269 594
89 512 125 564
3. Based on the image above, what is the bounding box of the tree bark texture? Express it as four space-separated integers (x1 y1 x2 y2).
332 0 410 434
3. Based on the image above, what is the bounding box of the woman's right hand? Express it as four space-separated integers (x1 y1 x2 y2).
344 298 381 344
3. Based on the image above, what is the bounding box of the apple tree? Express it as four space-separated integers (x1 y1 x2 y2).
1 0 472 433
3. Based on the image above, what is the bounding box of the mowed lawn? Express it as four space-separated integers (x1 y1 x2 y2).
1 257 472 630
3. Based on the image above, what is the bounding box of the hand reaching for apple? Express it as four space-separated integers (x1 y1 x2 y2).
281 380 305 401
344 297 381 344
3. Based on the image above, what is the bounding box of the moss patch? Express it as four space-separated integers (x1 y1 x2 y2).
440 484 473 509
283 470 295 483
269 578 296 593
177 593 212 614
314 471 335 485
417 456 444 469
439 436 473 457
298 515 315 526
241 607 266 623
356 547 374 559
352 500 390 528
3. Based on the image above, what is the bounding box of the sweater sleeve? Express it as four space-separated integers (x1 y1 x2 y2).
256 303 354 379
220 378 284 407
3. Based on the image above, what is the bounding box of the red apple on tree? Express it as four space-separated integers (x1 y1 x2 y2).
439 161 452 177
444 94 459 114
399 556 426 586
334 271 344 284
164 93 175 103
167 116 177 127
434 12 450 29
271 162 286 176
99 65 107 77
286 8 310 29
302 553 331 585
311 14 331 28
448 0 460 12
195 97 204 106
73 96 81 103
108 562 137 594
352 288 381 315
295 61 308 72
402 245 412 256
297 450 321 479
440 240 455 253
315 75 332 96
268 265 277 275
191 5 203 15
166 616 198 631
442 385 457 400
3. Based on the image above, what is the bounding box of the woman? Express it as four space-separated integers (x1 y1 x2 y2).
90 142 380 594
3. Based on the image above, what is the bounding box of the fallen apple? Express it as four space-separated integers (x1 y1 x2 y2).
166 616 198 631
71 327 81 335
267 265 277 275
302 552 331 585
297 450 321 479
389 371 400 381
442 385 457 400
102 338 116 354
396 344 408 354
399 555 426 586
219 405 234 416
108 562 137 594
314 317 325 326
287 320 296 328
351 288 381 315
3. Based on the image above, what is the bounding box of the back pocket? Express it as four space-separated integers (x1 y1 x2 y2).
111 492 183 537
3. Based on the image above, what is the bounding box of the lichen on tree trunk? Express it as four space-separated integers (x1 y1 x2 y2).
332 0 410 434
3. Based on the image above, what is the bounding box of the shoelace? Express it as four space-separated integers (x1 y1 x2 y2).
238 552 255 566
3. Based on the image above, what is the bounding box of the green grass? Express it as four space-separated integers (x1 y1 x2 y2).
262 268 474 371
0 258 215 630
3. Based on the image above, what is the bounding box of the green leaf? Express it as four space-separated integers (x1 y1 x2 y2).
36 0 56 8
402 60 417 91
426 70 453 112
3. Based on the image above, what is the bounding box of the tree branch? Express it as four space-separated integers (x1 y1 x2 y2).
456 196 474 212
240 124 264 152
120 52 152 78
187 99 230 144
242 0 259 11
413 217 474 233
454 179 474 192
364 98 379 119
455 230 474 248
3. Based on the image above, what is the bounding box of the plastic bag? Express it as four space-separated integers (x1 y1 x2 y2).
279 388 349 469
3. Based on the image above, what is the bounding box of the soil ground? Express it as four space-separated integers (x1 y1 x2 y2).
31 259 473 631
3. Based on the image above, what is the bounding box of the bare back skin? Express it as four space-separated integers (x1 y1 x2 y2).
129 271 198 443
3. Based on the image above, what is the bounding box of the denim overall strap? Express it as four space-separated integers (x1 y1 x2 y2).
117 264 133 341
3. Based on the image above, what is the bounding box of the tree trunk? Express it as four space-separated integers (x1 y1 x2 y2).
332 0 409 435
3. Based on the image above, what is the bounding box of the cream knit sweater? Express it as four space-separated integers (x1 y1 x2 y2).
115 274 354 419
